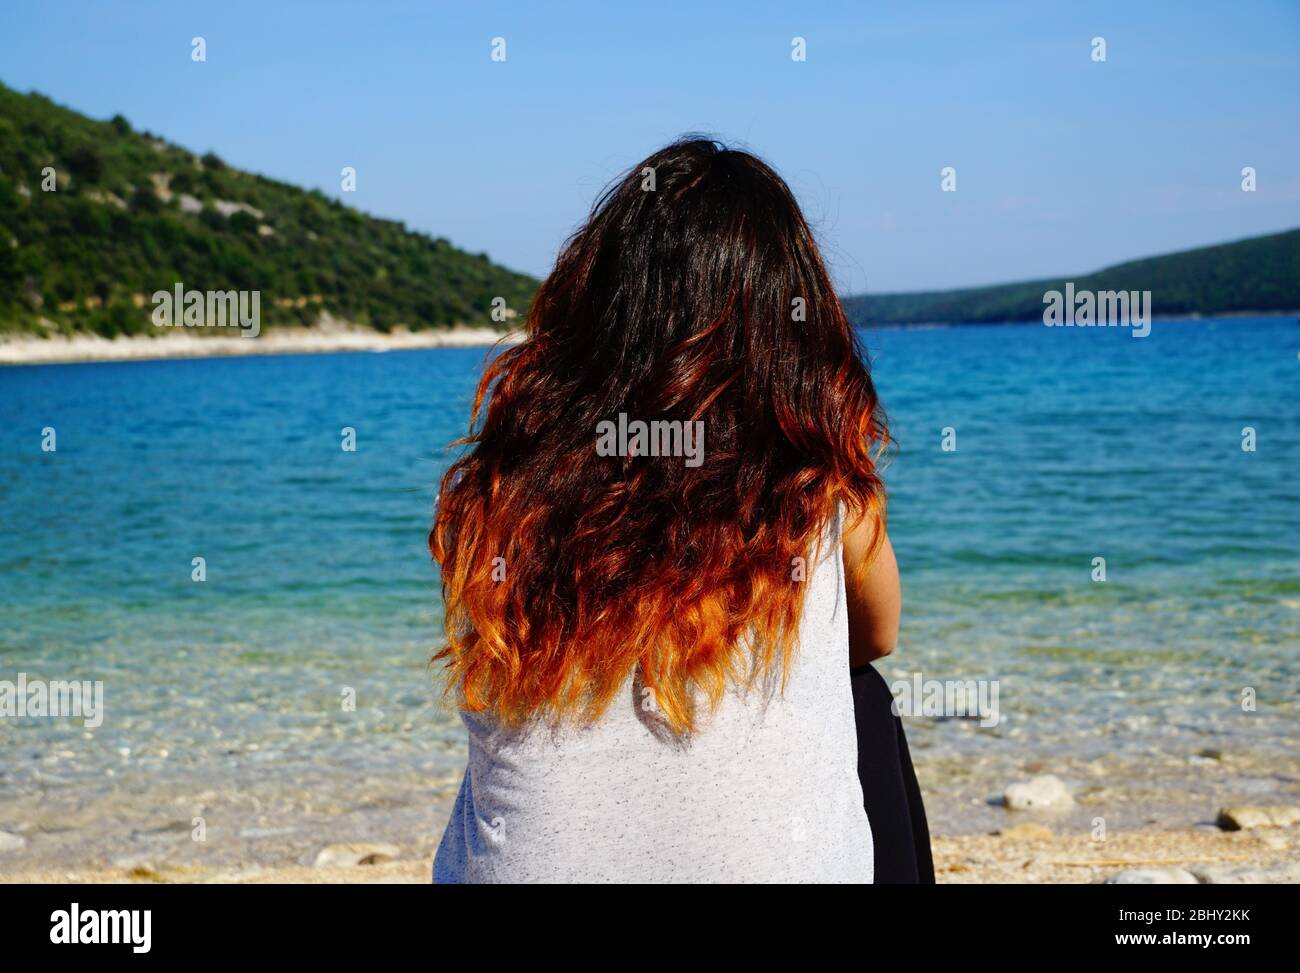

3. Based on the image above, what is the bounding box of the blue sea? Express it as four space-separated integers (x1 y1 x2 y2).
1 316 1297 868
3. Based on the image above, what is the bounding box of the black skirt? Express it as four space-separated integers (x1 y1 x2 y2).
851 663 935 883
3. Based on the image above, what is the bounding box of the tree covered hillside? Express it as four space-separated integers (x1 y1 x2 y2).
844 228 1300 327
0 82 537 337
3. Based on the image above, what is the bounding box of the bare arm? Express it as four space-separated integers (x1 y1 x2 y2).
843 507 901 666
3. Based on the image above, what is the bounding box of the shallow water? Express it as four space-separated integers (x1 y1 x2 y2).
1 317 1297 869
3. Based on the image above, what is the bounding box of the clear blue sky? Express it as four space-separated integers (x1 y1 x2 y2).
1 0 1297 293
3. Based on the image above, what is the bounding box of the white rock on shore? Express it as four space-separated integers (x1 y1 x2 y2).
1215 805 1300 831
312 842 402 868
0 830 28 852
1106 868 1199 885
1192 861 1300 884
995 822 1055 840
1003 774 1074 811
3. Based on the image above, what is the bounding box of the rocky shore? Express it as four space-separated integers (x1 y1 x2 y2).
3 792 1297 884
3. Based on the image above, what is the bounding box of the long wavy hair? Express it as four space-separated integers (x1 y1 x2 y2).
431 137 889 733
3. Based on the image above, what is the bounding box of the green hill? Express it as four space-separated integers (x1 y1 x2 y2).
3 80 1294 339
844 228 1300 326
0 82 537 337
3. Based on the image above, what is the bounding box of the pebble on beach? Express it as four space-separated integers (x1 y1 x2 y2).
994 822 1054 841
0 830 28 852
1215 805 1300 831
1105 868 1199 885
1191 861 1300 884
313 842 402 868
1003 774 1074 811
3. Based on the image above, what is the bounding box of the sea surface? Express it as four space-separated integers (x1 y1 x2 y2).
1 316 1297 870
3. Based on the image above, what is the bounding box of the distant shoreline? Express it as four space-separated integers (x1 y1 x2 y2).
860 308 1299 330
0 325 526 366
2 310 1294 366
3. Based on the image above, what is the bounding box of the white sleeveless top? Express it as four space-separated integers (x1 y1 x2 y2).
433 509 873 883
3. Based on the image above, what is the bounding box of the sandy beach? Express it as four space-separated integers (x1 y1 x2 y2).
0 323 525 365
3 827 1297 884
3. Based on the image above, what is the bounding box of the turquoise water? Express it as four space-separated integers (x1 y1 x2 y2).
863 318 1299 824
0 317 1297 866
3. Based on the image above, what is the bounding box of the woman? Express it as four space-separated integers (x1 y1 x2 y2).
431 138 927 883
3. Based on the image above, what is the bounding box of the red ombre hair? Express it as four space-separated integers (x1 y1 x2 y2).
431 138 889 733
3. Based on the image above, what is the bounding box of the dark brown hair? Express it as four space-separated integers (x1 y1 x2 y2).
431 137 889 731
